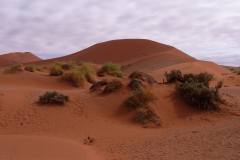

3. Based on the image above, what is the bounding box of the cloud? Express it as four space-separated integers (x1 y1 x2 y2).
0 0 239 66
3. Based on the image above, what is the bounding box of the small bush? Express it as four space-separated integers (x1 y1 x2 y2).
24 65 36 72
36 66 47 72
49 65 63 76
128 79 142 90
238 71 240 75
77 62 96 83
103 79 123 93
125 87 156 109
129 71 157 84
135 107 160 125
163 69 183 83
4 62 23 73
100 62 123 78
194 72 214 87
89 79 108 92
85 74 96 84
39 91 69 105
61 70 86 87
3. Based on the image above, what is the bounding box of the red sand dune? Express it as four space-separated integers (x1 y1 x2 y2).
0 52 42 66
0 39 239 159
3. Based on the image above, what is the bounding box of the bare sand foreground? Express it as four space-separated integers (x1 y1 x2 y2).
0 39 240 160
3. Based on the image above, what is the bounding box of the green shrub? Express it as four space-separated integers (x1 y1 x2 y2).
163 69 183 83
103 79 124 93
129 71 157 84
39 91 69 105
61 70 86 87
4 62 23 73
77 62 96 83
194 72 214 86
49 65 63 76
175 78 223 110
100 62 123 78
125 87 156 109
24 65 36 72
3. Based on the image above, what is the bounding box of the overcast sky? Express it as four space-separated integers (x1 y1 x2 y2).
0 0 239 66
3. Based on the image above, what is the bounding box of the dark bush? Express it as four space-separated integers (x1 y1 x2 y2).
163 69 183 83
128 79 142 90
39 91 69 105
135 107 160 125
194 72 214 86
129 71 157 84
49 65 63 76
175 78 223 110
103 79 123 93
89 79 108 92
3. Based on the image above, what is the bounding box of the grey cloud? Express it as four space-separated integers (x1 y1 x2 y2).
0 0 239 66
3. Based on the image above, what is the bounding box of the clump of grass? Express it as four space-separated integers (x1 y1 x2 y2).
61 70 86 87
89 78 109 92
100 62 123 78
78 62 96 84
49 65 63 76
61 61 76 70
238 71 240 75
125 87 156 109
129 71 157 84
39 91 69 105
4 62 23 73
128 79 142 90
36 66 46 72
24 65 36 72
102 79 124 93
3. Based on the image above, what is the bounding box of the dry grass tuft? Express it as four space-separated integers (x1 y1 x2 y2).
4 62 23 73
102 79 124 93
61 70 86 87
129 71 157 84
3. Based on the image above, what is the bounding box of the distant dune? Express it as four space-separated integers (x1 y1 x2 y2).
0 52 42 66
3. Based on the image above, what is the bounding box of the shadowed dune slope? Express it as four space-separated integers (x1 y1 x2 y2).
0 52 42 66
24 39 196 67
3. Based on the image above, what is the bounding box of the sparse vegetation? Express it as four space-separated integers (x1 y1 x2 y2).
39 91 69 105
61 70 86 87
24 65 36 72
4 62 23 73
89 79 108 92
125 87 156 109
103 79 124 93
49 65 63 76
238 71 240 75
100 62 123 78
135 107 160 125
36 66 46 72
78 62 96 84
129 71 157 84
128 79 142 90
61 61 76 70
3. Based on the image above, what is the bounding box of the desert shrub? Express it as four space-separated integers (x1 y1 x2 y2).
49 65 63 76
85 74 96 84
61 61 76 70
4 62 23 73
175 78 223 110
89 79 108 92
100 62 123 78
238 71 240 75
78 61 93 66
194 72 214 86
183 73 195 82
129 71 157 84
135 107 160 125
164 69 183 83
128 79 142 90
102 79 123 93
61 70 86 87
125 87 156 109
53 61 64 66
24 65 36 72
39 91 69 105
